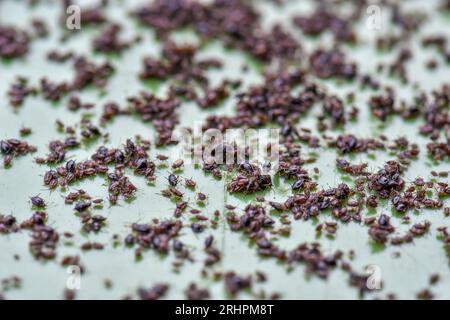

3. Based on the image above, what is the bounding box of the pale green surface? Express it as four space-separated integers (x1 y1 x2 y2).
0 0 449 299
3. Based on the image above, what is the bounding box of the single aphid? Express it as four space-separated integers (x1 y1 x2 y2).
30 195 46 208
172 159 184 169
168 173 178 186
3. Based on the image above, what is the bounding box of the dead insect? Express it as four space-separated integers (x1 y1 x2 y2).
19 127 32 136
160 189 173 198
191 223 204 233
239 162 254 173
169 187 183 197
197 192 207 201
168 173 178 186
66 160 76 173
30 195 46 208
269 201 285 211
176 201 188 211
173 240 183 251
3 155 13 167
35 157 46 164
74 201 92 213
0 141 12 154
212 168 222 179
205 235 214 248
124 234 135 246
172 159 184 169
292 179 304 190
156 154 168 161
185 178 196 188
430 274 440 285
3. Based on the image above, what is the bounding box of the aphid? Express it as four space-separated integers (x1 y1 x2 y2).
262 162 271 173
104 279 113 289
74 201 92 213
191 223 204 233
378 214 389 227
108 172 120 181
315 224 323 233
4 155 13 167
85 168 96 175
135 157 147 169
185 178 196 188
269 201 285 211
169 187 183 198
66 160 76 173
423 199 436 208
212 168 222 179
30 196 46 208
92 215 107 222
197 192 207 201
168 173 178 186
429 274 440 285
55 120 65 131
173 240 183 251
97 165 108 173
176 201 188 211
44 170 57 184
438 171 448 177
172 159 184 169
205 235 214 248
0 141 12 154
35 157 46 164
160 189 172 198
56 167 67 177
292 179 304 190
366 195 378 208
124 234 135 246
156 154 168 161
416 289 434 300
239 162 254 173
93 242 104 250
19 127 32 136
